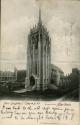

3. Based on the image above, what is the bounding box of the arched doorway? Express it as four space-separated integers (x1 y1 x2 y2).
30 76 35 86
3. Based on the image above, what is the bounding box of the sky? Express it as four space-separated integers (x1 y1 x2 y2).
0 0 80 74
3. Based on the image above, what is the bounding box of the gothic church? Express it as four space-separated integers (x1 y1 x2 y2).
25 9 51 91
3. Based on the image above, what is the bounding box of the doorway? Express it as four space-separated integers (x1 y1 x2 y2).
30 76 35 86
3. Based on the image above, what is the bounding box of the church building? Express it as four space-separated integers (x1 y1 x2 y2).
25 9 51 91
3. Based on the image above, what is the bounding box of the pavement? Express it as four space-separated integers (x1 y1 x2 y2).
14 89 27 93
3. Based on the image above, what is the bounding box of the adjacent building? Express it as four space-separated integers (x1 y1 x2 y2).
59 68 80 90
0 70 17 82
50 64 64 87
16 70 26 82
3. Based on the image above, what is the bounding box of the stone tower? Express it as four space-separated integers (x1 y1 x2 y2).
25 9 51 91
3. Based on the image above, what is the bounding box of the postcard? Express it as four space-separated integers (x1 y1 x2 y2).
0 0 80 125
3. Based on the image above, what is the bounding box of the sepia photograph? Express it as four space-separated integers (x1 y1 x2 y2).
0 1 80 125
0 0 80 101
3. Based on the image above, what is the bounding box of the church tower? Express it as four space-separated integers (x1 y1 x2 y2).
25 9 51 91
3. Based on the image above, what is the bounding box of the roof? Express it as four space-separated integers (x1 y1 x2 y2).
51 64 64 74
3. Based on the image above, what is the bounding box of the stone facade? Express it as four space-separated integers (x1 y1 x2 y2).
50 64 64 87
25 9 51 91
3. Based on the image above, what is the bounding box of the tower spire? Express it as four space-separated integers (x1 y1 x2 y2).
38 7 42 25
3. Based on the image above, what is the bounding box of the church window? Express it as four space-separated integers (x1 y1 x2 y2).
35 63 37 74
35 41 38 49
